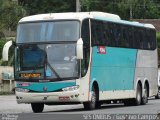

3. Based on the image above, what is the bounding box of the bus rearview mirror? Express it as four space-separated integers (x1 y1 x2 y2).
76 38 83 59
2 40 13 61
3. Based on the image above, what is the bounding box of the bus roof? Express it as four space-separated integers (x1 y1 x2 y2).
19 12 155 29
94 17 155 29
19 12 120 22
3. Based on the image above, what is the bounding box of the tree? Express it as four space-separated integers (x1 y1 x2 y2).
81 0 160 20
18 0 76 15
0 0 26 38
0 0 26 65
132 0 160 19
81 0 110 12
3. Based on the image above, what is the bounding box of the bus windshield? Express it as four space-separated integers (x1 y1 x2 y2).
16 43 79 80
17 20 80 43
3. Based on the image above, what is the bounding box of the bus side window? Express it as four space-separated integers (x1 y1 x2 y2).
126 26 130 48
113 23 119 47
103 21 108 46
108 23 114 47
91 20 97 46
144 29 150 49
139 29 145 49
128 27 134 48
150 29 156 50
91 20 105 46
134 29 140 49
121 26 129 48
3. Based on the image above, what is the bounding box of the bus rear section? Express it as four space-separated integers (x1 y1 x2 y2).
88 18 158 107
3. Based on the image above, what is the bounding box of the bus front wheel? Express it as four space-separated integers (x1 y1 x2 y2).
31 103 44 113
83 86 98 110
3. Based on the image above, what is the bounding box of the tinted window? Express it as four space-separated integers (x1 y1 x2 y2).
17 21 80 43
91 19 156 50
81 19 90 77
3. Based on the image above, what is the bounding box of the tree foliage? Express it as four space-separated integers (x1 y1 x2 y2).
0 0 26 36
81 0 160 19
18 0 76 15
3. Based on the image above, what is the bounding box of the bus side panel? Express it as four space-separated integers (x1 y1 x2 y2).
134 49 158 96
90 47 137 93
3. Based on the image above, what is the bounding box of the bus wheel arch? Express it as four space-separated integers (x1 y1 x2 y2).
124 81 142 106
144 80 149 97
92 81 99 101
83 81 100 110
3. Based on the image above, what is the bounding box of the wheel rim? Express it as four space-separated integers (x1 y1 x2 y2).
91 89 96 108
144 86 147 99
91 91 96 103
137 85 142 104
137 90 141 103
158 90 160 97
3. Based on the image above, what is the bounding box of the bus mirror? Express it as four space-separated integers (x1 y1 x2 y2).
2 40 13 61
76 38 83 59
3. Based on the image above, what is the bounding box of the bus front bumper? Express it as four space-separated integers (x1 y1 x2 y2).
16 90 82 104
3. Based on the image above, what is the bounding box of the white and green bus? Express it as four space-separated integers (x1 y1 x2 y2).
3 12 158 113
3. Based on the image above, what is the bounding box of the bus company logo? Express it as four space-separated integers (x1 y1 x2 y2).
43 86 47 91
98 46 106 54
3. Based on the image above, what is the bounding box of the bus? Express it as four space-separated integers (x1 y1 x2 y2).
2 12 158 113
155 68 160 99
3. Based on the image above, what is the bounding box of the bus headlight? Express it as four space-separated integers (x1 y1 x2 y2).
15 88 29 92
62 85 79 91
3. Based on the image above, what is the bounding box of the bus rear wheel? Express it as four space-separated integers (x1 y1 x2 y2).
155 88 160 99
31 103 44 113
83 86 98 110
141 84 148 105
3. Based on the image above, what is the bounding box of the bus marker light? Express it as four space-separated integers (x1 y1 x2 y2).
62 85 79 91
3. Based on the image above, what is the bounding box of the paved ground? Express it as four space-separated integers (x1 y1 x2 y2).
0 95 160 120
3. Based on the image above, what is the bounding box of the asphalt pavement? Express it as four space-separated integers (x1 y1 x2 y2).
0 95 160 120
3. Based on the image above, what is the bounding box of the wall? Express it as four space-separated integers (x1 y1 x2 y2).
0 66 14 92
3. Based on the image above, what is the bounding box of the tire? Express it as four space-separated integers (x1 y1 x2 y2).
141 84 148 105
31 103 44 113
133 84 142 106
96 101 101 109
155 88 160 99
83 86 99 110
